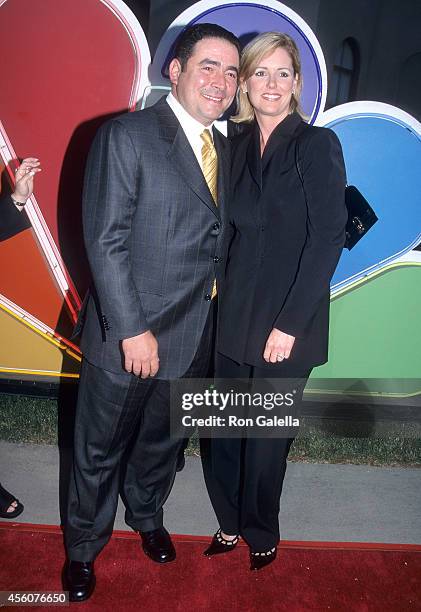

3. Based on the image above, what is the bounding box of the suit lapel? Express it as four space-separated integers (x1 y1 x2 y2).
170 129 220 218
246 123 262 192
261 112 302 171
154 98 219 218
213 126 229 220
244 124 263 226
243 115 302 226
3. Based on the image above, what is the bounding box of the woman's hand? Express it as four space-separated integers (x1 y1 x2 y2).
263 328 295 363
12 157 41 204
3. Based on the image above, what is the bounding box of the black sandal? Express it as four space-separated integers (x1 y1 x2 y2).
204 528 239 557
0 484 24 519
250 547 277 571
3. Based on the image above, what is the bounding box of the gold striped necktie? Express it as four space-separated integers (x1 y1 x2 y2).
201 128 218 299
201 128 218 204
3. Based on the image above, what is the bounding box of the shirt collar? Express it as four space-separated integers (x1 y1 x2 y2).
167 92 215 141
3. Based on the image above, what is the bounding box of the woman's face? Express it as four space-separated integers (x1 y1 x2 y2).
243 46 298 124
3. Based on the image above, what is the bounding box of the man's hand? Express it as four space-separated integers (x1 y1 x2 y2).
12 157 41 204
263 328 295 363
122 330 159 378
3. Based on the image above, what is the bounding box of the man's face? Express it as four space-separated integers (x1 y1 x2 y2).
169 37 239 126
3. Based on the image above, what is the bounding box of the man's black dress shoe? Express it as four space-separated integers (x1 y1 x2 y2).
65 561 95 602
250 547 277 571
140 527 176 563
204 529 239 557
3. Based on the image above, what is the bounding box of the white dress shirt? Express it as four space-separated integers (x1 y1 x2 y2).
166 92 215 171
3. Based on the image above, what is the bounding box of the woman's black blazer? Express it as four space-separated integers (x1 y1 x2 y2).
218 112 347 369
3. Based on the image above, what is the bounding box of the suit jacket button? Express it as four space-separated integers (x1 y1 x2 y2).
204 294 212 301
213 222 220 230
213 256 219 263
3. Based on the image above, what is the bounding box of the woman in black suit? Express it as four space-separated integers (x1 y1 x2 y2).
0 156 40 517
202 33 347 570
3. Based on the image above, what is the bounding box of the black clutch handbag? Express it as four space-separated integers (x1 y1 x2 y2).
344 185 378 250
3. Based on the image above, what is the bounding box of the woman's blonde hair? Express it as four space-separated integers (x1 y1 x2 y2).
232 32 305 123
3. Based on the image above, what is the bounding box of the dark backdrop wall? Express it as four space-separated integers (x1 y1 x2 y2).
127 0 421 120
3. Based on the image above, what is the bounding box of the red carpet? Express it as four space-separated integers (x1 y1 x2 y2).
1 523 420 611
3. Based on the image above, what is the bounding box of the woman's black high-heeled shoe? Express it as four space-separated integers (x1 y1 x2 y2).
0 484 24 519
204 529 239 557
250 547 277 571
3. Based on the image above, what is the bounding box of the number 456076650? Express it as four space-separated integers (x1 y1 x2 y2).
0 591 68 606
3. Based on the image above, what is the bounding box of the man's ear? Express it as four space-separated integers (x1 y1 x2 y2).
169 58 182 85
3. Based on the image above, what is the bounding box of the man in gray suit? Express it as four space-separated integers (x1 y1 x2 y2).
64 24 240 601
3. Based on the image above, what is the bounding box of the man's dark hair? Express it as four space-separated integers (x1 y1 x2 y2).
173 23 240 70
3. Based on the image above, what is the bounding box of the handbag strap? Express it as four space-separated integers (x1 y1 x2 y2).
294 125 349 188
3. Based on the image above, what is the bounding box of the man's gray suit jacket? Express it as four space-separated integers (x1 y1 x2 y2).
77 97 230 379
